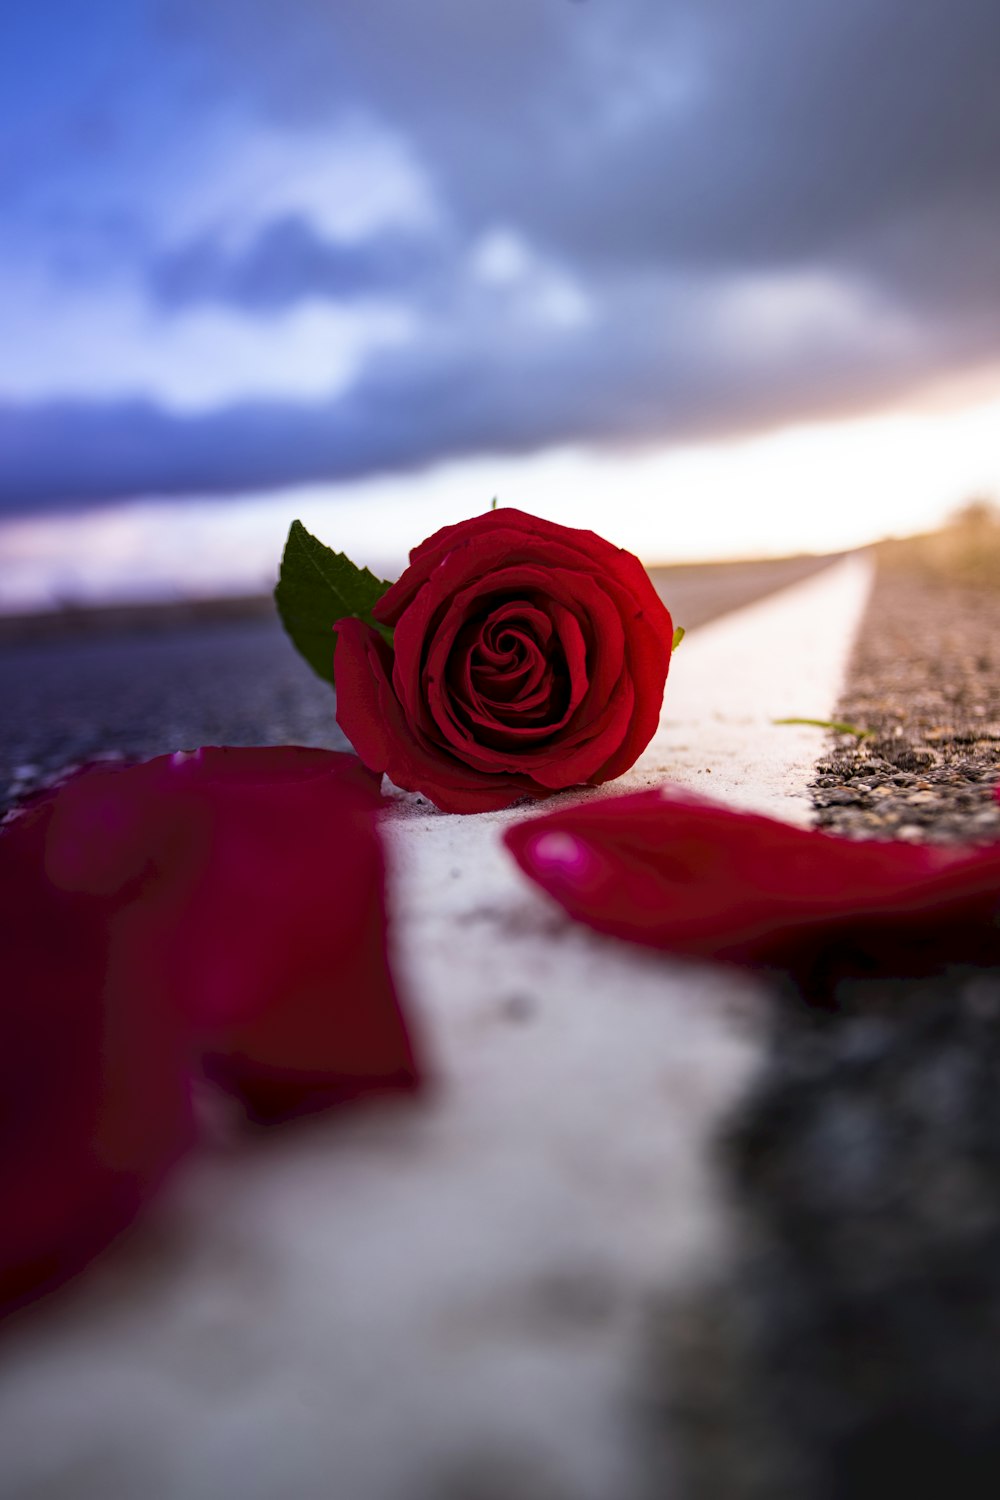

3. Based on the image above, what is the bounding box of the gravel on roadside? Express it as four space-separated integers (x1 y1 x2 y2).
810 536 1000 844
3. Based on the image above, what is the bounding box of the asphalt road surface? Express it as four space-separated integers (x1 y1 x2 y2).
0 552 839 805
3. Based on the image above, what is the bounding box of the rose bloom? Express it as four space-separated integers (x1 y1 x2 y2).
335 509 675 813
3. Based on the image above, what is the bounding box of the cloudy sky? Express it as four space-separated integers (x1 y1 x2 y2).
2 0 999 604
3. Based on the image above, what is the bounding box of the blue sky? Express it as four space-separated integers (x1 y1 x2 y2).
2 1 999 599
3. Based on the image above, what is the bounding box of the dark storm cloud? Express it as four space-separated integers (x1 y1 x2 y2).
168 0 1000 283
2 272 991 515
2 0 999 512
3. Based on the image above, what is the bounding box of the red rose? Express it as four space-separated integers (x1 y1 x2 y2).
334 508 674 813
505 786 1000 987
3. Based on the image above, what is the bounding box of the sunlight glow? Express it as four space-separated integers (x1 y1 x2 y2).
2 381 999 612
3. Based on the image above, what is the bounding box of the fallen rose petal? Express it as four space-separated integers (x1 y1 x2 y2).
505 787 1000 986
48 746 421 1122
143 746 421 1122
0 789 194 1320
1 746 420 1315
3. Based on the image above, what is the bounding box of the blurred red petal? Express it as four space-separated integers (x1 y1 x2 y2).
505 787 1000 983
143 746 421 1122
46 745 420 1122
0 793 194 1319
1 745 420 1316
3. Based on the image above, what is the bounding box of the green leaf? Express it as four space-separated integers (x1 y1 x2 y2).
773 716 875 741
671 625 686 651
274 519 393 687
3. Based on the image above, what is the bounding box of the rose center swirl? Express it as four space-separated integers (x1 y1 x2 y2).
446 599 574 736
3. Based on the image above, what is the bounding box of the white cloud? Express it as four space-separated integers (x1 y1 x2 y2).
0 110 437 408
702 268 918 363
0 273 417 409
158 113 442 251
467 228 593 331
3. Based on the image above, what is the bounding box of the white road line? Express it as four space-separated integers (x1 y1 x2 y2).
638 550 875 820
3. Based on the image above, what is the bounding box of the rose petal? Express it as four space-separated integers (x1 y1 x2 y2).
333 619 402 780
1 740 431 1323
380 508 665 630
52 746 421 1114
0 788 194 1319
505 786 1000 985
147 746 421 1122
